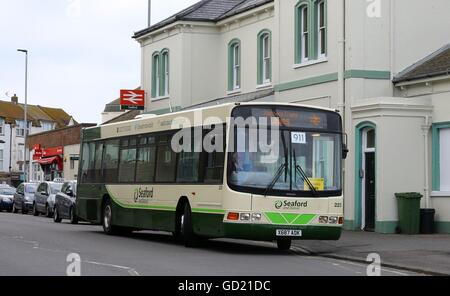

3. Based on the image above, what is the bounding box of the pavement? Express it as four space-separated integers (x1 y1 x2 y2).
0 212 419 276
294 230 450 275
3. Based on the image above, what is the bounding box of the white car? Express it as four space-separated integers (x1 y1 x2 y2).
0 187 16 212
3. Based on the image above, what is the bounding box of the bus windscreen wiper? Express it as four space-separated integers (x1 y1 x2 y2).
294 150 318 197
264 126 289 197
263 163 287 197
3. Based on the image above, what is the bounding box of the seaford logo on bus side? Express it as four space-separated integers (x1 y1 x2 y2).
275 200 308 210
134 187 154 204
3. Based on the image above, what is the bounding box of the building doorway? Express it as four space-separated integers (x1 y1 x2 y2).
361 128 376 231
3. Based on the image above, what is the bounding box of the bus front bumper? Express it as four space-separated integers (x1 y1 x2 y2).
223 223 342 241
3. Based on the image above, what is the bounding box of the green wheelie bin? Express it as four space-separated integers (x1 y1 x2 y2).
395 193 423 235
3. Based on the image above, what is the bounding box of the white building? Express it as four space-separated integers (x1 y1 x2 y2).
132 0 450 234
0 95 76 187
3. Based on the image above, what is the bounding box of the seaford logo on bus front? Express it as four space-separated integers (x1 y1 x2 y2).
275 200 308 210
134 187 154 204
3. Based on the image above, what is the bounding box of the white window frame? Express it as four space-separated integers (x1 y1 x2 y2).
16 120 25 137
155 55 160 97
439 128 450 192
317 0 326 58
301 6 309 63
232 43 240 90
163 52 170 96
262 34 271 84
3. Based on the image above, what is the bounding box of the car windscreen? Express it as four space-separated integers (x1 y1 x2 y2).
0 189 15 196
26 185 38 194
50 184 63 194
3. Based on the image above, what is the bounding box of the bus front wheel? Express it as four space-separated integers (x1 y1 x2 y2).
277 239 292 251
181 204 198 248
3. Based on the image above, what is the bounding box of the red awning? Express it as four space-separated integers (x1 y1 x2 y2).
37 156 63 171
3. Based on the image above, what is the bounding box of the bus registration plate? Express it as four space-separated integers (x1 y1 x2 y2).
276 229 303 237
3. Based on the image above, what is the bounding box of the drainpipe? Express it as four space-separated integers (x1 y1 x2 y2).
338 0 346 118
422 115 432 209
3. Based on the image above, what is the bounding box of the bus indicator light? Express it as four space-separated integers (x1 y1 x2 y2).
339 217 344 225
227 213 240 221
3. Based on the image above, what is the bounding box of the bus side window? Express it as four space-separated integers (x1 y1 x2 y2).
203 126 225 183
176 129 201 183
119 138 137 183
94 142 104 183
87 142 96 183
103 140 120 183
155 134 177 183
81 143 90 183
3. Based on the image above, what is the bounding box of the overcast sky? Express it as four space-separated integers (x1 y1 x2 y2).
0 0 198 123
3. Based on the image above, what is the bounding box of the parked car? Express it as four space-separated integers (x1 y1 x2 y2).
54 181 79 224
13 183 39 214
0 187 16 212
33 181 64 217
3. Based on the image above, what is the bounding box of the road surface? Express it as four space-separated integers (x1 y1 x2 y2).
0 212 419 276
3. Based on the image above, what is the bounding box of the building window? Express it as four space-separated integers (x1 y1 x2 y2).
317 0 327 57
16 120 26 137
258 30 272 85
433 123 450 192
151 53 160 98
0 118 4 135
161 50 170 97
228 39 241 91
41 121 54 131
295 0 327 64
152 50 170 98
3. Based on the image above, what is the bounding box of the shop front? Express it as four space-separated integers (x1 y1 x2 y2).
33 145 64 181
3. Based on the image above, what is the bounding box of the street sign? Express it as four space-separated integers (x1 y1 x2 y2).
120 90 145 110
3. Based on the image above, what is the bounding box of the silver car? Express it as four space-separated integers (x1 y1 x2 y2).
33 181 64 217
13 183 39 214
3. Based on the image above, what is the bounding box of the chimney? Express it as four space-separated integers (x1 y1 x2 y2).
11 94 18 104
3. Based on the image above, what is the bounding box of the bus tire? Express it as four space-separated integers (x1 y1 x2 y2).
277 239 292 251
181 203 198 248
102 199 118 235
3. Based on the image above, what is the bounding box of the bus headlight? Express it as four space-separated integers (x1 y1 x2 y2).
329 216 338 224
240 213 251 221
252 213 262 221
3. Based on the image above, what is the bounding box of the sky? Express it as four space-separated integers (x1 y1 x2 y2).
0 0 198 124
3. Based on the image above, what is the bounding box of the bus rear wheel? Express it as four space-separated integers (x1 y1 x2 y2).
181 204 198 248
277 239 292 251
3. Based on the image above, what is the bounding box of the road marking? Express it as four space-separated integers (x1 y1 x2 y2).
83 260 140 276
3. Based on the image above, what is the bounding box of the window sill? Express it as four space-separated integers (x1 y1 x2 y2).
431 191 450 197
227 89 242 96
151 95 170 102
293 57 328 69
256 83 273 90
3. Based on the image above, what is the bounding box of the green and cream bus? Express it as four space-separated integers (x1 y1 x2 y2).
77 103 346 250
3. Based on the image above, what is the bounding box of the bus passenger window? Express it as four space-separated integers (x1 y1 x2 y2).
103 140 120 183
119 140 137 183
155 135 177 183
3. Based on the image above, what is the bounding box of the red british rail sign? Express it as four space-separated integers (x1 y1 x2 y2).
120 90 145 111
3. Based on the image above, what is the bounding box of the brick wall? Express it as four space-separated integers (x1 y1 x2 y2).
27 124 96 150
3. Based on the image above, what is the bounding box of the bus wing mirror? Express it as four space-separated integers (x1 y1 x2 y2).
342 133 349 160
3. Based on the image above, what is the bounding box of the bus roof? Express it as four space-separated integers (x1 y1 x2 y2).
86 102 339 132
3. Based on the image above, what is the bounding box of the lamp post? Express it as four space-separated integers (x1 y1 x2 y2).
148 0 152 27
17 49 28 183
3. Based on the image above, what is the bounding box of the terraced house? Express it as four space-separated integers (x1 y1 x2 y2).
132 0 450 234
0 95 75 187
